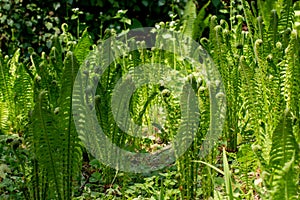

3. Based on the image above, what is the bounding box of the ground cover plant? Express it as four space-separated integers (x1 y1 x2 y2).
0 0 299 199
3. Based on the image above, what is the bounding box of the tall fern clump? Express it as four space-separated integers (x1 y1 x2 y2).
201 0 299 198
71 13 226 198
0 23 95 199
174 1 217 198
0 48 35 199
0 49 34 135
23 25 92 199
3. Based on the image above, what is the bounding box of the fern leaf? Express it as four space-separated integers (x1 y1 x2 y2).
0 53 12 133
73 28 93 66
0 102 9 133
182 0 197 39
269 110 299 200
49 34 63 76
192 1 211 41
239 56 259 128
0 52 11 101
174 83 199 157
278 0 294 32
268 9 279 48
280 30 299 114
30 91 63 199
59 51 82 199
241 0 256 45
14 64 34 119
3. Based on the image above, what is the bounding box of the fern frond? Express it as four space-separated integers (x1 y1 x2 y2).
239 56 259 128
0 52 12 133
14 64 34 120
49 34 63 76
0 102 9 133
59 51 82 199
277 0 295 49
73 28 93 66
280 30 299 115
29 91 63 200
0 52 12 101
268 110 299 200
241 0 256 45
268 9 279 48
1 49 20 112
174 83 199 156
278 0 294 32
182 0 197 39
192 1 211 41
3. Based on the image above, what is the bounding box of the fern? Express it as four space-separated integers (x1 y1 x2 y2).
206 15 241 151
278 0 294 31
182 0 197 39
72 34 122 182
181 1 211 41
0 50 20 129
0 52 12 101
280 30 300 116
268 110 299 199
26 29 89 200
73 28 93 66
29 91 63 200
0 53 11 133
14 64 34 124
176 82 200 198
59 51 82 199
277 0 295 49
192 1 211 41
49 34 64 77
241 0 256 45
202 3 299 198
268 9 279 48
0 102 9 132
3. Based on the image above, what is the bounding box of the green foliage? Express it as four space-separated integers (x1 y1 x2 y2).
266 110 299 199
222 148 234 199
1 28 90 199
200 0 300 198
25 30 92 199
0 48 34 135
29 91 63 199
1 0 300 199
0 0 189 57
0 0 61 55
182 0 198 38
182 0 211 40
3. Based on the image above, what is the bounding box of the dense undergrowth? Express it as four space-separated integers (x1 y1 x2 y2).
0 0 299 199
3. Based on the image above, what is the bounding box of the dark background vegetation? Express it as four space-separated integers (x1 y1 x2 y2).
0 0 228 56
